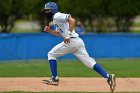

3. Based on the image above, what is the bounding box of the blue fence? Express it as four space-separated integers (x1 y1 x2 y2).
0 33 140 60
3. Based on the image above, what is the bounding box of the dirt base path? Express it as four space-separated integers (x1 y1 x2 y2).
0 77 140 92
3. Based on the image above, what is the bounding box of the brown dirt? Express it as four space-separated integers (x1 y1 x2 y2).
0 77 140 92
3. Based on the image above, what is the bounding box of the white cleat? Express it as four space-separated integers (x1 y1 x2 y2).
42 77 59 86
107 74 116 92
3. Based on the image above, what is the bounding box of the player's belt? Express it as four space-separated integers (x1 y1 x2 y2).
70 37 78 38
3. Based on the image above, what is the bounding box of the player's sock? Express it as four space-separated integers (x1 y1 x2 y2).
93 63 108 78
49 60 57 79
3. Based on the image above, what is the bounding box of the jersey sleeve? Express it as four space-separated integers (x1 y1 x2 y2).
65 14 71 22
56 13 71 22
50 25 57 30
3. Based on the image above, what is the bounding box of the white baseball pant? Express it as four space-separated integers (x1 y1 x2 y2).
48 37 96 68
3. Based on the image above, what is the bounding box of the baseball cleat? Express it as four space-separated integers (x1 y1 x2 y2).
107 74 116 92
42 77 59 86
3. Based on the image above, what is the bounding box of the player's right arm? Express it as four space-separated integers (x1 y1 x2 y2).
44 22 62 37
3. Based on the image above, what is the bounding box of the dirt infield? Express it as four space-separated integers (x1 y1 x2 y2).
0 77 140 92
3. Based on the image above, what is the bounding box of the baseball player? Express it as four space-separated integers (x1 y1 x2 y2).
42 2 116 92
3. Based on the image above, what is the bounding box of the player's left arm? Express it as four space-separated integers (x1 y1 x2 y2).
64 16 75 44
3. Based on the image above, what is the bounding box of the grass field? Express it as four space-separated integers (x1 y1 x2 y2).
0 59 140 93
0 58 140 77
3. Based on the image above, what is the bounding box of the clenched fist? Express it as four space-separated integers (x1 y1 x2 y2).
44 26 50 32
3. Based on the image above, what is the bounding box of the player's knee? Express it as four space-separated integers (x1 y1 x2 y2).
79 57 96 69
48 52 56 60
84 60 96 69
85 63 95 69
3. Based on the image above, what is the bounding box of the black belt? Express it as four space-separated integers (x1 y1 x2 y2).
70 37 78 38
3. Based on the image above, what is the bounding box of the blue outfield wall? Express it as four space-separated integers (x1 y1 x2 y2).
0 33 140 60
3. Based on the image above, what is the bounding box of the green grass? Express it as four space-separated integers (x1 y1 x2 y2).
11 28 41 33
11 19 41 33
132 22 140 27
0 59 140 77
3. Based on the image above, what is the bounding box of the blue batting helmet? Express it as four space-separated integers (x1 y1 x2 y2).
44 2 58 15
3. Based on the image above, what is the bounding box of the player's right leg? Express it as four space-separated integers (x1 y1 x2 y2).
43 42 72 85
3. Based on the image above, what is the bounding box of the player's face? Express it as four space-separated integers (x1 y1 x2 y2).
44 9 53 19
44 9 51 14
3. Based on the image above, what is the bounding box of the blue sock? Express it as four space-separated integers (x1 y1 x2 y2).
93 63 108 78
49 60 57 79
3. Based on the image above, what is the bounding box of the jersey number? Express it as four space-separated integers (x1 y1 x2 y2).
55 24 63 33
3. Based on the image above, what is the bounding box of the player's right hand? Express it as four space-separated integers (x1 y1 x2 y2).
64 37 70 44
44 26 50 32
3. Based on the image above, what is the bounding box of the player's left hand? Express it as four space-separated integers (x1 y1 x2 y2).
64 37 70 44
